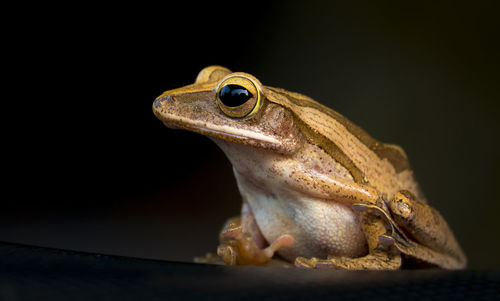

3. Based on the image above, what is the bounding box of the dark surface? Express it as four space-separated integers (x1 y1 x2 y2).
1 241 498 301
2 1 500 270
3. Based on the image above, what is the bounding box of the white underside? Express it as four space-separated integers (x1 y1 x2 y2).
235 172 368 262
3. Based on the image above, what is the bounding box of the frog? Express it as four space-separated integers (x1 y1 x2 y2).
152 66 467 270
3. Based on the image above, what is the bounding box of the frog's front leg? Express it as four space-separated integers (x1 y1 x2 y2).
217 203 295 266
287 169 401 270
295 211 402 270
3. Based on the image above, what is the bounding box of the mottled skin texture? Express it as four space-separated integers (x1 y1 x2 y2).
153 66 466 270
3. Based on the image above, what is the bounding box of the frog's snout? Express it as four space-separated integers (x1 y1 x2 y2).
153 94 172 109
153 94 183 130
153 94 170 121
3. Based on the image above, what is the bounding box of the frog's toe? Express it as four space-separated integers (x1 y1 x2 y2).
352 202 384 216
294 256 317 268
295 257 347 269
377 234 396 250
352 203 369 212
217 244 237 265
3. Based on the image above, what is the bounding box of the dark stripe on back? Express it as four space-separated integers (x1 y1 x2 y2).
267 87 410 173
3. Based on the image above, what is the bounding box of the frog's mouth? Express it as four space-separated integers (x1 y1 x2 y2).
153 94 298 154
158 111 281 146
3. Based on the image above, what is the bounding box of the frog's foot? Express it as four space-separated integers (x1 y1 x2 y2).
218 227 295 266
294 250 401 270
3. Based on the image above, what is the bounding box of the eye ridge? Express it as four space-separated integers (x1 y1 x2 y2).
219 84 253 107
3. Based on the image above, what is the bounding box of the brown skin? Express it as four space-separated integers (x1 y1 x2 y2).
153 66 466 270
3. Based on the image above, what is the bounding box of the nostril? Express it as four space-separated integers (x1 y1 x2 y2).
153 95 171 108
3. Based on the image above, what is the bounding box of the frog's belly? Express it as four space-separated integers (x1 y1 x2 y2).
242 187 368 262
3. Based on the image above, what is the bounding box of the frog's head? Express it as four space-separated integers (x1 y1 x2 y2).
153 66 302 154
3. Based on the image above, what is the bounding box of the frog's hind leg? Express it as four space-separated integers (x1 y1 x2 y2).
295 211 402 270
387 191 467 269
294 191 467 270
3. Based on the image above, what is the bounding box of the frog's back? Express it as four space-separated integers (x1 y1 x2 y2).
264 86 424 201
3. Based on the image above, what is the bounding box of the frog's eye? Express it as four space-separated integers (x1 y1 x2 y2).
216 76 261 118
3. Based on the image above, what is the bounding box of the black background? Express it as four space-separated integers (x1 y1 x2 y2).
3 2 499 269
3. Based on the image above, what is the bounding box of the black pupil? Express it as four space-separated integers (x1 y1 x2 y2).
219 84 252 107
